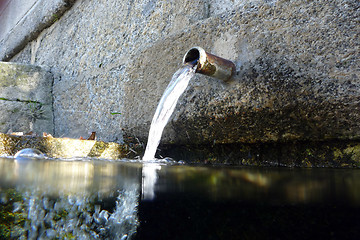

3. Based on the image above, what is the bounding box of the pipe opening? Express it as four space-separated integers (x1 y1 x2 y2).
183 48 200 65
182 46 236 82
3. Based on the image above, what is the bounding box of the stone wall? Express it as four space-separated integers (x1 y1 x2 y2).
7 0 360 147
0 62 53 134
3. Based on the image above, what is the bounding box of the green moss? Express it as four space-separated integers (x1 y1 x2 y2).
87 141 108 157
0 189 26 239
344 145 360 162
0 133 133 160
54 209 69 221
52 14 60 23
162 140 360 167
333 148 343 159
0 64 35 87
64 232 76 239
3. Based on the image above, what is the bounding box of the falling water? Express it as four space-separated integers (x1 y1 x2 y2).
143 63 197 160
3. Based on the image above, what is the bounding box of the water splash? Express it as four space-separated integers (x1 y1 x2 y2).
141 163 161 200
13 186 139 240
143 63 197 160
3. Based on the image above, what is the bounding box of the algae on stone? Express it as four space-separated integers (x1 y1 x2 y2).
0 133 135 160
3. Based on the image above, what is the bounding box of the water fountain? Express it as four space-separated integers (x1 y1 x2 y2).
1 46 359 240
143 47 236 160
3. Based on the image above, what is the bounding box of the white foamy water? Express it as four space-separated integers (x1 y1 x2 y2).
143 64 197 160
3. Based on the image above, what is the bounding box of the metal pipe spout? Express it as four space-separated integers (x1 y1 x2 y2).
183 46 236 82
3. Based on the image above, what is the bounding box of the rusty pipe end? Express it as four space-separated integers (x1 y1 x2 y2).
183 46 236 82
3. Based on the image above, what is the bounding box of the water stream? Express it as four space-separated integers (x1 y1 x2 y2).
143 63 197 160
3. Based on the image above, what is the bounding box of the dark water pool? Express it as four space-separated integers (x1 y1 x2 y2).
0 157 359 239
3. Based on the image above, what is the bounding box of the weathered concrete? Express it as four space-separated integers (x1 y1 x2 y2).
8 0 360 154
0 0 76 60
10 0 212 142
0 62 53 134
123 0 360 144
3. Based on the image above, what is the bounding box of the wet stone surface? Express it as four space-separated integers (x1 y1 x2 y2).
0 133 136 160
160 140 360 168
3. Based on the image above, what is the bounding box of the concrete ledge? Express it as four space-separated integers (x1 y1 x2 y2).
0 0 76 61
0 133 136 159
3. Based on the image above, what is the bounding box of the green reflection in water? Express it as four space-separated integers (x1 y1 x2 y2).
156 165 360 205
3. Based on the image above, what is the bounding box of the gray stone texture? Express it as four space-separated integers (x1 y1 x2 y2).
0 62 53 134
9 0 360 145
0 0 76 60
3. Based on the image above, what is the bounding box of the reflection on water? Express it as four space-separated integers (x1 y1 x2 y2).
1 157 360 239
155 165 360 205
0 158 141 239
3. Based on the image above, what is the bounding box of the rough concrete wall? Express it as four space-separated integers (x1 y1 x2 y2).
0 62 53 134
0 0 76 60
10 0 360 145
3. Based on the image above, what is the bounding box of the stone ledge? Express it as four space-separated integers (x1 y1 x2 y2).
0 133 137 159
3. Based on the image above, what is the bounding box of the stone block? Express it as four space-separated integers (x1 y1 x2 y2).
0 62 53 134
11 0 209 141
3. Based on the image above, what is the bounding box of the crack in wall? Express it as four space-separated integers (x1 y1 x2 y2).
0 97 43 105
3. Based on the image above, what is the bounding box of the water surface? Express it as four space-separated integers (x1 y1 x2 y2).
1 157 359 239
